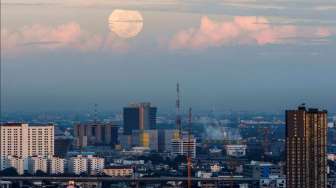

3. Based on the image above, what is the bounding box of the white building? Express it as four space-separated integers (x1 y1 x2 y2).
225 144 247 157
87 155 104 175
0 123 54 170
3 156 25 175
68 155 104 175
48 156 65 174
68 155 88 175
28 156 48 174
171 136 196 158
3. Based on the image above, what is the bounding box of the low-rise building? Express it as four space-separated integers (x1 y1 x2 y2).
225 144 247 157
4 156 24 175
260 175 286 188
103 166 133 177
243 161 283 179
48 156 65 174
67 155 104 175
28 156 48 174
87 155 104 175
68 155 88 175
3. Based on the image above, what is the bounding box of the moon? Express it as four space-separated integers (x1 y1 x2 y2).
108 9 143 39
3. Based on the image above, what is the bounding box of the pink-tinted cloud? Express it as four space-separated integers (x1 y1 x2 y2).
1 22 128 55
170 16 333 49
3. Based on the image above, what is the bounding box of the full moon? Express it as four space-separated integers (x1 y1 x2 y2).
108 9 143 39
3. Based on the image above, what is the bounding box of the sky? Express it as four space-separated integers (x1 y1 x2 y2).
1 0 336 113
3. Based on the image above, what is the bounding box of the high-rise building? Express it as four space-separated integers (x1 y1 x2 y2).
286 105 327 188
123 103 157 135
74 123 119 149
171 133 196 158
131 130 158 151
0 123 54 170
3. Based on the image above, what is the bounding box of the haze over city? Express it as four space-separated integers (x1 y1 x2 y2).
1 0 336 113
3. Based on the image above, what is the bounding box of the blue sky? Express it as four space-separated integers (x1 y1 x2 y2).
1 0 336 112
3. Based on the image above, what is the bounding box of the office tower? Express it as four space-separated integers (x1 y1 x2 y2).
123 102 157 135
286 105 328 188
0 123 54 170
28 156 48 174
74 123 119 149
131 130 158 151
171 134 196 158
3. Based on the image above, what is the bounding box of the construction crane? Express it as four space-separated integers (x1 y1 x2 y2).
187 107 192 188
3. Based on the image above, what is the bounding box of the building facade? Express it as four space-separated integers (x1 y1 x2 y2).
286 105 327 188
0 123 54 170
243 161 283 179
67 155 104 175
87 155 105 175
74 123 119 149
123 103 157 135
131 130 158 151
3 156 24 175
28 156 48 174
68 155 88 175
48 156 65 174
103 166 133 177
171 136 196 158
225 144 247 157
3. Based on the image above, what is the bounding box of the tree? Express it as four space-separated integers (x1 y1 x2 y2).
35 170 47 176
0 167 19 176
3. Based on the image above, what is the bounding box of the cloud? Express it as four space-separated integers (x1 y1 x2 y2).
170 16 334 49
1 22 128 55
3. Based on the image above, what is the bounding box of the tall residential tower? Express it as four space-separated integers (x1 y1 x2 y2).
285 105 327 188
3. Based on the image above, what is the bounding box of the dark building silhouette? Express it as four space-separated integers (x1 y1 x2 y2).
286 105 327 188
123 102 157 135
54 136 73 158
74 123 119 149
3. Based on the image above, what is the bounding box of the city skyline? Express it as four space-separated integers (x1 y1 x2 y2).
1 0 336 113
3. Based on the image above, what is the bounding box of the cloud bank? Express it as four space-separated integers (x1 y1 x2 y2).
1 22 128 55
170 16 334 50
